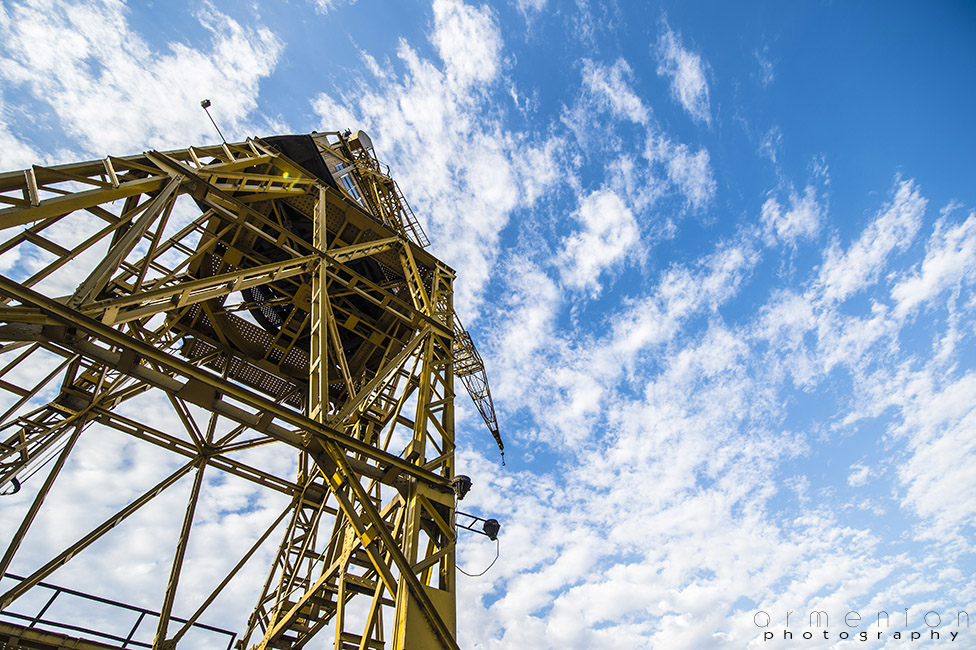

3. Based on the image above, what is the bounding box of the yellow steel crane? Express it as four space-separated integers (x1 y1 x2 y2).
0 129 502 649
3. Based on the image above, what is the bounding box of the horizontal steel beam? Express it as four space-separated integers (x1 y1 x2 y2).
82 255 318 325
0 275 449 489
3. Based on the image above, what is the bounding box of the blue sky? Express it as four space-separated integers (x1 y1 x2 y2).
1 1 975 648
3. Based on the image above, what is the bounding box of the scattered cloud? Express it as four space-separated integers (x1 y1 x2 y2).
645 134 716 211
580 58 650 125
755 46 774 86
2 3 975 649
848 463 871 487
558 188 640 294
475 173 976 646
515 0 547 18
312 0 560 316
760 185 823 246
431 0 502 86
891 208 976 317
310 0 357 13
759 126 782 164
0 94 43 170
496 262 561 366
563 53 715 214
894 372 976 543
656 23 711 124
818 178 926 303
0 0 283 156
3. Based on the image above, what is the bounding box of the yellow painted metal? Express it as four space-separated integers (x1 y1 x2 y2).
0 621 125 649
0 132 500 649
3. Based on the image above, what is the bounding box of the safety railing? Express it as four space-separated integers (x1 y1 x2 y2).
0 573 236 650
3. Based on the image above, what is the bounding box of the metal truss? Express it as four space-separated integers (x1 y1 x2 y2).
0 131 502 649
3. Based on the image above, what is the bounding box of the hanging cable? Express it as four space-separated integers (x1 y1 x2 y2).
457 537 500 578
1 435 68 495
452 474 502 576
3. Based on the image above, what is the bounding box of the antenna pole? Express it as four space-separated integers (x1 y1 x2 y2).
199 99 227 144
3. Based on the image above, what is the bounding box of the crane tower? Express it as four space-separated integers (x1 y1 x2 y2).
0 130 502 649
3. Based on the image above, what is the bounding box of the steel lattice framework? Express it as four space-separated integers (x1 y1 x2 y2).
0 131 502 650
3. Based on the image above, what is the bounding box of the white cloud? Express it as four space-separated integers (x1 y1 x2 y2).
760 185 823 246
0 0 283 156
0 93 48 170
3 2 975 647
603 154 666 216
818 178 926 303
312 0 563 316
310 0 357 13
580 58 650 125
561 54 715 213
460 281 910 648
515 0 547 18
496 223 763 453
755 290 820 385
495 263 561 368
752 178 943 389
604 235 762 370
748 180 976 555
848 463 870 487
645 134 716 211
665 142 715 211
309 93 359 133
432 0 501 86
755 47 774 87
891 209 976 317
519 137 565 205
882 370 976 545
758 126 782 164
656 25 711 124
558 189 640 294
